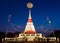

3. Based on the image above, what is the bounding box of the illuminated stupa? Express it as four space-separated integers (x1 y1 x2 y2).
4 2 44 41
24 2 36 34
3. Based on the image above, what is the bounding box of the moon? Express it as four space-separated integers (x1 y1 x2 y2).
27 2 33 8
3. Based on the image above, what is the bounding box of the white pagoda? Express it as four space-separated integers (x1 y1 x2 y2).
24 3 36 34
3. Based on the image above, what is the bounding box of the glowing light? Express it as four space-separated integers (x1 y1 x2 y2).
49 21 51 24
27 2 33 8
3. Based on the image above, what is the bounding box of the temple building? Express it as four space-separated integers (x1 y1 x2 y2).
17 2 43 41
3 2 57 42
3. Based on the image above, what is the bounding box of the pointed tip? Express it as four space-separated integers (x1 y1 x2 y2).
28 9 32 22
28 9 32 19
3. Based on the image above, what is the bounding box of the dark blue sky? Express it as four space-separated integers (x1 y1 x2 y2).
0 0 60 32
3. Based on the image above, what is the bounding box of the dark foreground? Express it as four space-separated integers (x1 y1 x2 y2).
1 41 60 43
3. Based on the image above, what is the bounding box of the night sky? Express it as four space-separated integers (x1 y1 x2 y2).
0 0 60 32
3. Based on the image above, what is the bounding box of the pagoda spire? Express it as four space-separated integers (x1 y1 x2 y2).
24 2 36 34
28 9 32 22
29 9 31 19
